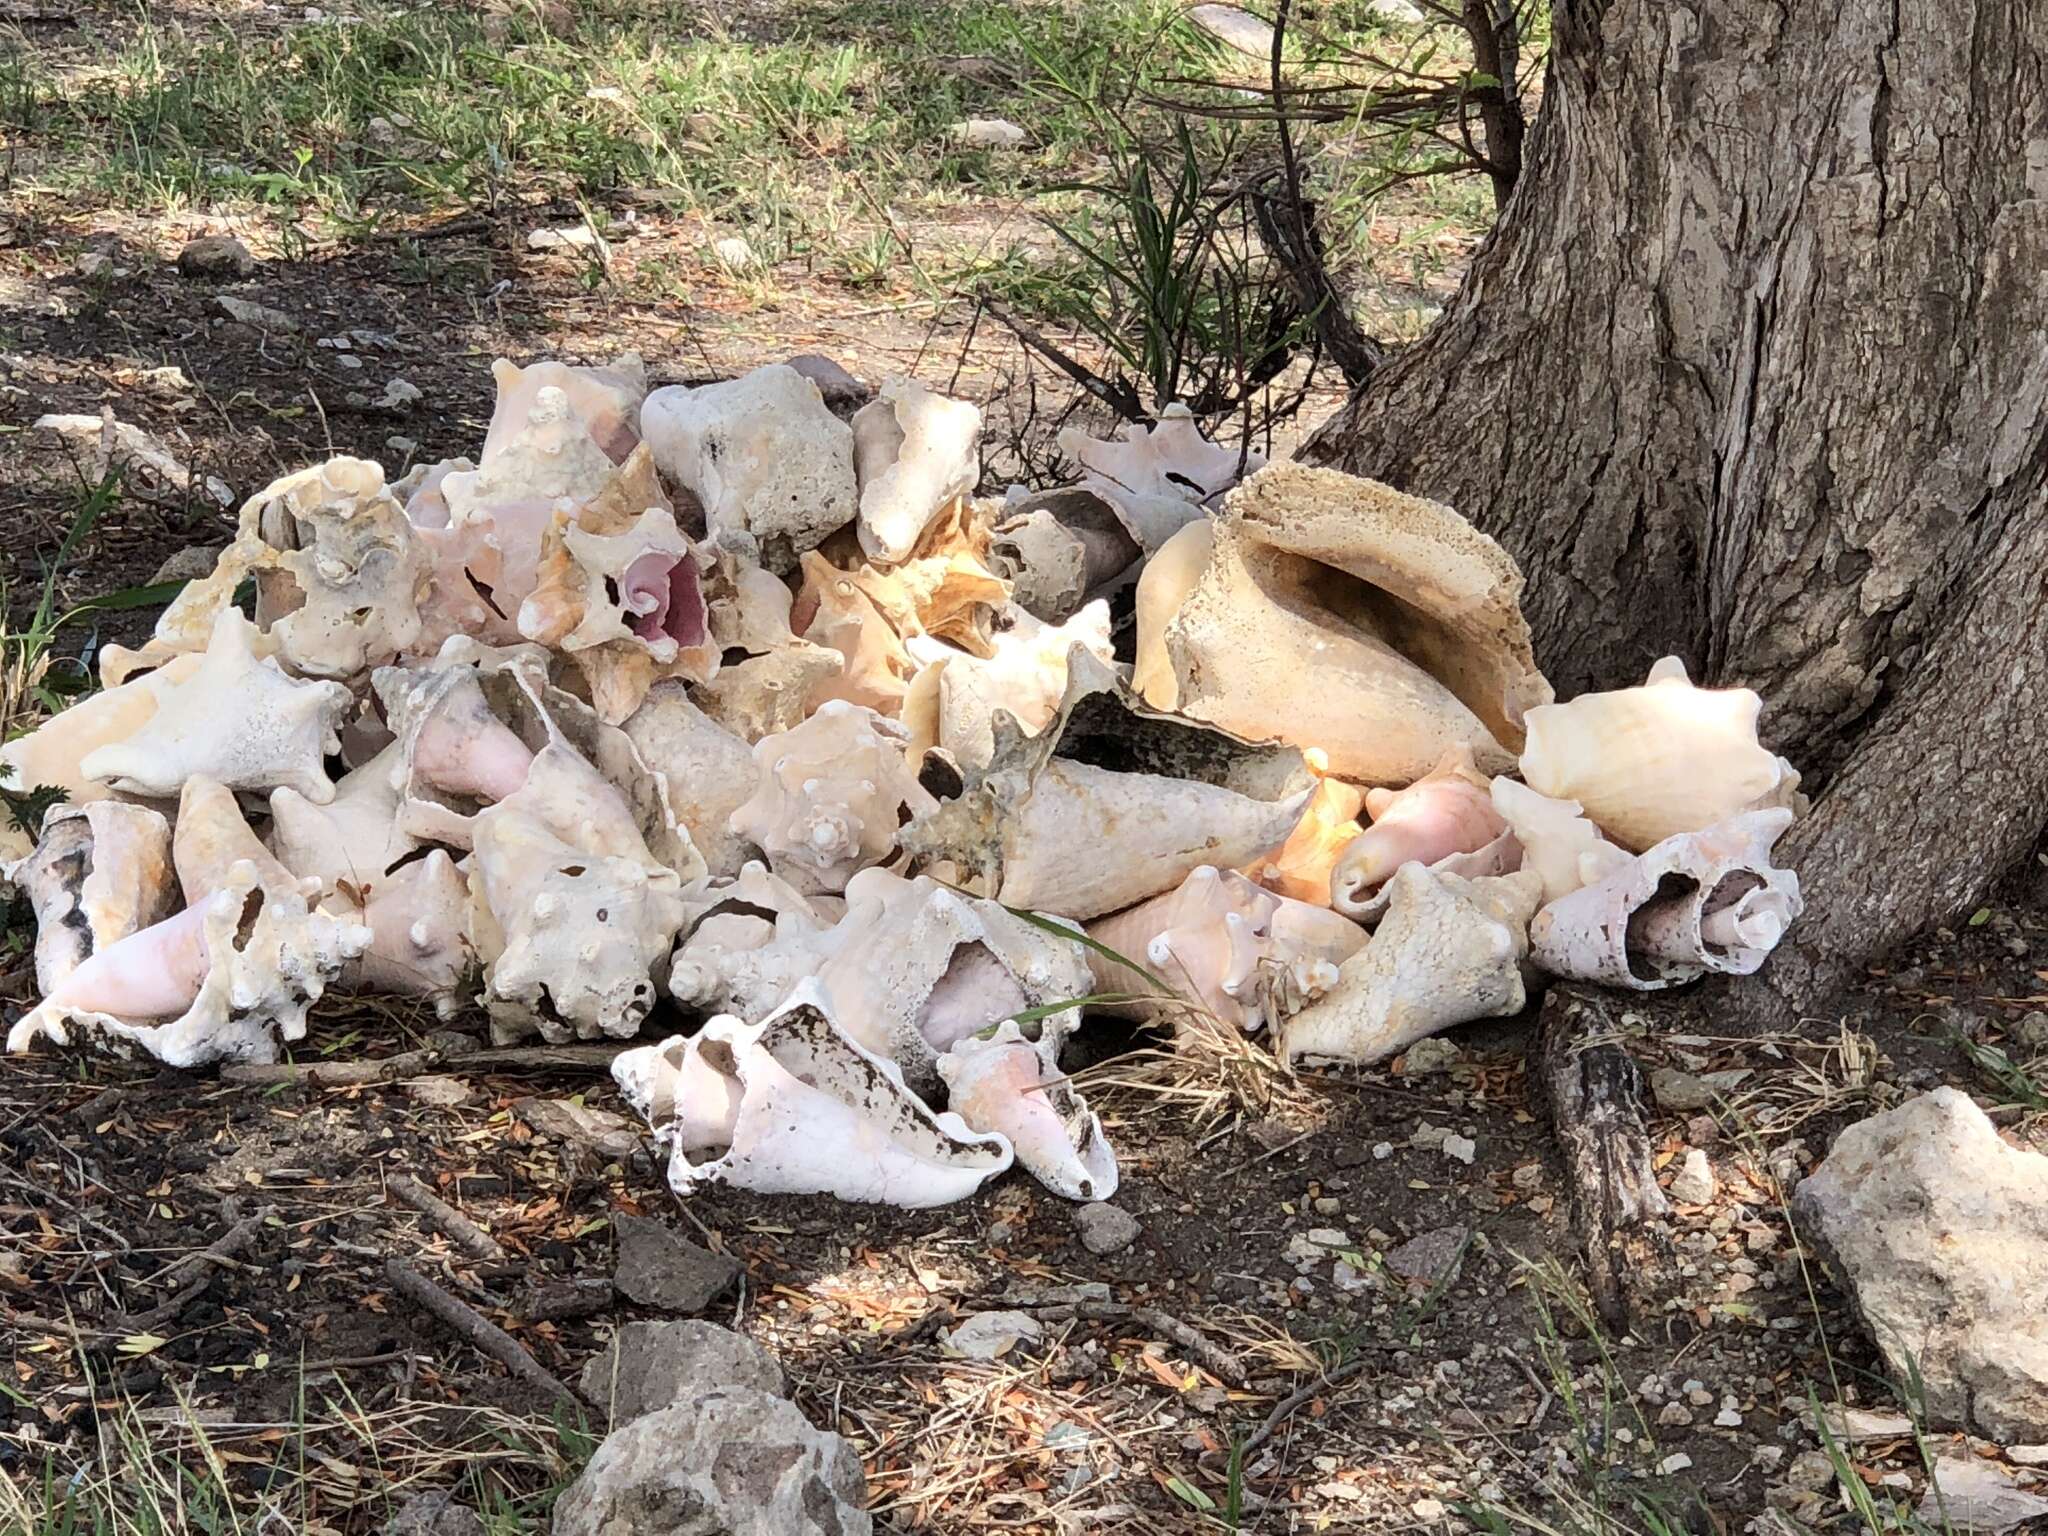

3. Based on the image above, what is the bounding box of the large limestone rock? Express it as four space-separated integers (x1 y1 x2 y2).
1792 1087 2048 1440
552 1386 871 1536
579 1320 785 1426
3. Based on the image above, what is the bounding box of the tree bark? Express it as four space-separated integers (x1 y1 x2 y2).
1302 0 2048 1021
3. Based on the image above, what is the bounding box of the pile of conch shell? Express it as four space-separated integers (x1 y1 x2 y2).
1 354 1809 1210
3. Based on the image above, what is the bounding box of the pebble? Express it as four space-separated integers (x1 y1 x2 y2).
947 117 1027 149
1442 1133 1477 1165
1313 1197 1341 1215
1659 1453 1693 1475
1668 1148 1715 1204
1658 1402 1693 1427
713 235 759 271
1073 1202 1139 1255
1716 1406 1744 1427
1411 1497 1447 1520
381 378 422 409
216 294 299 332
1372 1142 1394 1160
1401 1036 1463 1075
178 233 256 279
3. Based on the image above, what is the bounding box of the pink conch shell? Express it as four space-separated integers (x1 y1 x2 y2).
938 1022 1116 1202
1242 750 1365 907
1331 747 1518 919
1087 865 1367 1034
79 610 353 805
338 849 474 1011
1277 866 1545 1067
1056 403 1262 552
269 744 420 897
9 803 175 995
1528 808 1803 990
612 984 1013 1210
1518 656 1793 853
482 354 646 466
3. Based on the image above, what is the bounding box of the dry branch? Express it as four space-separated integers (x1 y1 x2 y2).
389 1174 505 1263
383 1258 583 1411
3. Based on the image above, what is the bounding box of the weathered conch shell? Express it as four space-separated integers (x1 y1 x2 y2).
1057 404 1263 552
483 354 646 466
1330 746 1520 920
621 682 760 878
1087 865 1367 1033
7 779 370 1066
900 648 1314 920
1528 808 1803 990
1242 751 1365 907
641 364 857 572
729 701 938 896
1136 462 1553 785
269 743 419 896
9 803 176 996
992 486 1145 623
1276 865 1545 1066
468 743 688 1041
339 849 474 1010
612 984 1014 1209
938 1022 1117 1202
793 550 919 715
665 860 839 1017
1487 777 1631 905
1518 656 1795 852
80 610 354 805
852 377 981 564
901 602 1115 772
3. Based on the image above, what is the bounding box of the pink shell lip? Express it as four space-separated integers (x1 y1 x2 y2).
623 551 709 650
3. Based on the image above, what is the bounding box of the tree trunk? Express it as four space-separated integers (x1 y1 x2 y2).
1302 0 2048 1021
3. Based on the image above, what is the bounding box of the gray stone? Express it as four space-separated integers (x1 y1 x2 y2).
1074 1202 1139 1255
178 234 256 279
1401 1036 1463 1075
942 1310 1045 1361
553 1387 871 1536
383 1490 485 1536
611 1213 742 1313
580 1320 783 1425
1667 1148 1715 1205
215 295 298 332
150 545 225 584
516 1097 644 1161
1384 1226 1470 1288
1793 1088 2048 1441
1917 1456 2048 1532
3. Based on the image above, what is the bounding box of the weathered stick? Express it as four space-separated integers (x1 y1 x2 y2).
383 1259 583 1411
223 1043 629 1088
1031 1300 1248 1388
389 1175 505 1264
117 1204 273 1332
1530 985 1676 1330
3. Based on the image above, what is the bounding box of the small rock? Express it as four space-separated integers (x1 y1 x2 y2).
783 353 868 413
1658 1453 1693 1475
942 1310 1045 1361
1512 1163 1542 1191
2006 1444 2048 1466
1442 1133 1477 1165
1918 1456 2048 1531
514 1097 644 1161
379 376 421 410
2015 1012 2048 1053
1401 1036 1463 1075
1074 1202 1139 1255
77 251 116 279
216 295 299 332
1658 1402 1694 1427
947 117 1028 150
383 1490 486 1536
1715 1406 1744 1427
1650 1067 1714 1111
1312 1196 1341 1215
552 1387 870 1536
1384 1226 1469 1288
1686 1113 1721 1146
1785 1449 1837 1491
610 1212 742 1313
178 234 256 280
334 353 363 371
528 223 603 251
712 235 759 271
402 1075 474 1109
151 545 226 584
1668 1148 1715 1205
579 1320 783 1424
422 1028 481 1054
1372 1141 1395 1160
1411 1496 1447 1520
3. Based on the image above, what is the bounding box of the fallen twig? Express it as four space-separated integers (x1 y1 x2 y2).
383 1259 583 1411
1236 1356 1371 1459
1029 1300 1248 1388
117 1204 274 1333
222 1043 628 1088
389 1175 505 1264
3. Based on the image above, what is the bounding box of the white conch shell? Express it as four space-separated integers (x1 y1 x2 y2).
691 640 847 743
1331 746 1518 919
0 653 201 862
793 550 918 716
9 780 369 1066
338 849 474 1010
728 701 937 895
468 744 688 1041
79 610 353 804
269 743 420 896
1518 656 1792 852
1242 752 1365 907
852 377 981 564
992 486 1143 622
1488 777 1631 904
901 602 1114 772
1087 865 1366 1033
640 364 857 573
665 861 838 1016
621 683 760 877
1138 462 1553 784
1529 808 1803 990
1277 865 1545 1066
482 354 646 466
447 384 617 523
612 984 1014 1209
938 1022 1116 1202
9 803 175 995
900 649 1314 921
1056 404 1262 552
1131 516 1216 707
808 868 1093 1092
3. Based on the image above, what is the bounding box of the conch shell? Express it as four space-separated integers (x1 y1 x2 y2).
665 861 840 1018
938 1022 1117 1202
268 743 420 896
1087 865 1367 1033
612 985 1014 1209
1057 404 1262 552
793 550 918 715
852 377 981 564
992 486 1144 622
621 682 760 877
1277 866 1544 1066
9 803 175 996
79 610 353 805
901 602 1115 772
338 848 473 1010
1528 808 1803 990
901 648 1313 920
1136 462 1552 785
728 702 938 895
1330 746 1519 920
482 354 645 466
1518 656 1795 852
1241 751 1365 907
1488 777 1630 904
